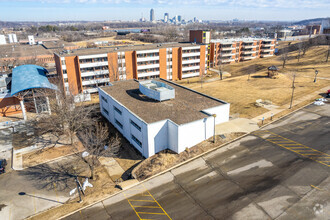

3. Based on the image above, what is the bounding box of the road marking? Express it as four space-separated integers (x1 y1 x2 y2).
79 210 84 219
311 185 322 190
123 184 172 220
137 212 167 215
253 130 330 167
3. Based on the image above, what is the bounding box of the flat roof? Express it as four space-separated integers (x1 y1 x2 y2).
101 79 226 125
0 44 53 59
42 41 77 49
59 42 203 57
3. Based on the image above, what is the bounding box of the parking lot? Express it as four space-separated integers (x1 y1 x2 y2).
65 103 330 220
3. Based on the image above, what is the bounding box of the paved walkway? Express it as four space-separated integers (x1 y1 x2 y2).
251 85 330 123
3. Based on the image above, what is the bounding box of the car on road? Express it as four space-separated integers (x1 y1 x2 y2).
0 159 7 174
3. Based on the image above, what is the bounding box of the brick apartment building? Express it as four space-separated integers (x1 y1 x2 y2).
208 38 276 67
54 30 275 95
54 43 208 95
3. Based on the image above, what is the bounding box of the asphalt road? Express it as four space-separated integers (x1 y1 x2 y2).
64 103 329 220
0 157 76 220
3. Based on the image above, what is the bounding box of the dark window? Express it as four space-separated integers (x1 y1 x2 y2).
103 108 109 115
115 119 123 129
114 106 122 115
101 95 107 103
131 135 142 147
130 120 141 131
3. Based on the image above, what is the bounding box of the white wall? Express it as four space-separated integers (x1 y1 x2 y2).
177 117 214 153
99 88 149 158
98 88 230 158
202 103 230 124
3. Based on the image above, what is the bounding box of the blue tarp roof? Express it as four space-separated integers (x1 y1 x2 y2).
11 65 57 96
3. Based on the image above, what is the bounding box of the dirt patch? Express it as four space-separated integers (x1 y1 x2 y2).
133 132 245 181
23 142 85 168
28 166 119 220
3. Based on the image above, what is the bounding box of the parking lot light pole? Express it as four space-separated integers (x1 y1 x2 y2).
314 70 318 83
212 114 217 143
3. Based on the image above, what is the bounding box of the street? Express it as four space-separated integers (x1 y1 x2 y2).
64 103 330 220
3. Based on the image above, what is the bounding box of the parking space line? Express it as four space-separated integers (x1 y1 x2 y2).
123 184 172 220
133 206 162 208
33 192 36 214
53 182 59 202
253 130 330 167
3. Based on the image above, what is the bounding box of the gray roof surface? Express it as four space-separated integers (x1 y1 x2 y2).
101 79 225 125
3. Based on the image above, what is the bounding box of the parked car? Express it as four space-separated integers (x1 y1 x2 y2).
326 90 330 98
0 159 7 174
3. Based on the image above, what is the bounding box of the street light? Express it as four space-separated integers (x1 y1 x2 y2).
314 70 318 83
212 114 217 143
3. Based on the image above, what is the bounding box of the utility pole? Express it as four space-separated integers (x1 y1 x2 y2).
212 114 216 143
289 74 296 109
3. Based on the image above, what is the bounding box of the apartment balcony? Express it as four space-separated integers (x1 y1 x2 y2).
241 56 257 60
260 54 273 58
137 63 159 70
182 58 200 64
80 70 109 77
220 58 235 63
240 50 255 55
136 56 160 62
241 45 257 49
138 71 160 78
182 65 200 72
80 61 109 68
220 52 235 57
182 72 200 78
261 44 275 47
82 77 110 86
182 52 200 57
220 47 234 51
260 48 274 52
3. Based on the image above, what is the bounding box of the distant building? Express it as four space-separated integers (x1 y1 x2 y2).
164 13 169 23
189 30 211 44
178 15 182 23
99 79 230 158
28 35 35 45
321 18 330 34
150 9 155 22
0 35 6 45
208 38 276 67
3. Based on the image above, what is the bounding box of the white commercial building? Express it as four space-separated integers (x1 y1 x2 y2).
0 35 6 45
99 79 230 158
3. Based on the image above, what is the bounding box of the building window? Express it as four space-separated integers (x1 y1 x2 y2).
101 95 107 103
115 119 123 129
114 106 122 115
131 135 142 147
103 108 109 115
130 120 141 131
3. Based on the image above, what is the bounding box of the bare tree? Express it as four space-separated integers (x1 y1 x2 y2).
297 42 303 63
302 40 311 56
77 122 121 179
280 49 289 68
37 81 96 145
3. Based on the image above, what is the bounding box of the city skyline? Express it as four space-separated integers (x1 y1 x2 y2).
0 0 329 22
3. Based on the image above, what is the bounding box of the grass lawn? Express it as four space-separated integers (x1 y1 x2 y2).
178 45 330 119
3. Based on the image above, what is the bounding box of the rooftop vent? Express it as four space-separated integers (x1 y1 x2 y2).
139 80 175 102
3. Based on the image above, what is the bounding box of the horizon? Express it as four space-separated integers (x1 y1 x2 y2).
0 0 329 22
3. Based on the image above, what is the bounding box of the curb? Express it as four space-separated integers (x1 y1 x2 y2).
34 101 317 220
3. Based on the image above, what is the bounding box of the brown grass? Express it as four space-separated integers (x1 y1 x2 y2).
178 45 330 119
133 132 245 181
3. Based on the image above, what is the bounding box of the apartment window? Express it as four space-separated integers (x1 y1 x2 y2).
115 119 123 129
130 120 141 131
114 106 122 115
63 70 67 74
101 95 107 103
103 108 109 115
131 135 142 147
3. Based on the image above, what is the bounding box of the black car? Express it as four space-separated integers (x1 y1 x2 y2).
0 159 7 174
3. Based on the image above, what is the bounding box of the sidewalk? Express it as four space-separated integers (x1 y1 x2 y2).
251 85 330 123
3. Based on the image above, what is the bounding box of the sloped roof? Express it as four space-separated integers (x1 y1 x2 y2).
11 64 57 96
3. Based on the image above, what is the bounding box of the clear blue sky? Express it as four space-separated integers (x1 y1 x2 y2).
0 0 329 22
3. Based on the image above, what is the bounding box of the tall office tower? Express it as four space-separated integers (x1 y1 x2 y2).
150 9 155 22
164 13 169 23
178 15 182 23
